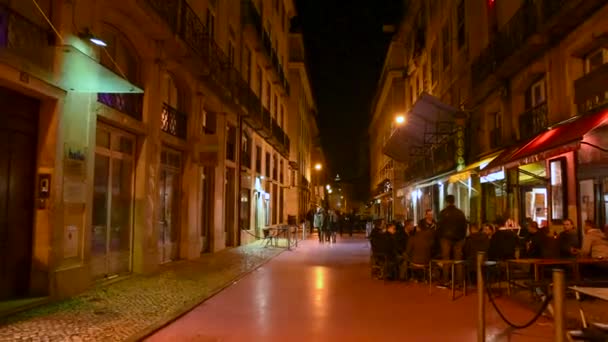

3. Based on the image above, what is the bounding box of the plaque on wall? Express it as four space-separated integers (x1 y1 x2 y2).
64 143 87 179
64 225 79 259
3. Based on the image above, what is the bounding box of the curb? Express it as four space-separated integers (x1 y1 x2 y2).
124 246 289 342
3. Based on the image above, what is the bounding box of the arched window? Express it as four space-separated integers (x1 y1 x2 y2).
162 72 182 110
99 25 140 86
160 72 187 139
97 24 143 120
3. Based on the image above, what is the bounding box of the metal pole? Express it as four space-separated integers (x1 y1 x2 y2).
477 251 486 342
287 226 291 251
553 269 566 342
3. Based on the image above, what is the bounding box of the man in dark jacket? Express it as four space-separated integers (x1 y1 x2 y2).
488 217 519 260
558 218 580 258
438 195 467 285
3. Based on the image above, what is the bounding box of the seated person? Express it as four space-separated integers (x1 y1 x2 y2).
403 227 435 280
581 220 608 259
464 223 490 263
558 218 580 258
488 217 520 260
394 220 414 256
482 223 495 239
524 221 545 259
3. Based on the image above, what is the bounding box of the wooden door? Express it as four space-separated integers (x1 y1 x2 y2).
0 87 38 300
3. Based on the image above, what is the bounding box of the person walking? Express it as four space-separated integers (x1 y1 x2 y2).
437 195 467 287
313 207 325 243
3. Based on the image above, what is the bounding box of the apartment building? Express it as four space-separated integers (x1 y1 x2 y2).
286 28 320 222
0 0 317 304
371 0 608 233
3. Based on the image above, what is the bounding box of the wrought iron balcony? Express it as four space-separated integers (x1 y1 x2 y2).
98 93 144 120
519 102 548 141
161 103 188 139
260 107 272 138
471 0 540 87
471 0 608 93
575 63 608 115
271 117 282 145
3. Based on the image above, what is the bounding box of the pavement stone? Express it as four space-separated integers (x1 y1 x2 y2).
0 240 284 342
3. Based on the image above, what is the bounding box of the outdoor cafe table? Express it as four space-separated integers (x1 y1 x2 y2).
569 286 608 330
506 258 608 295
430 259 467 300
505 258 575 295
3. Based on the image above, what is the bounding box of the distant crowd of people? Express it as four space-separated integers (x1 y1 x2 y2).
307 206 358 243
369 194 608 282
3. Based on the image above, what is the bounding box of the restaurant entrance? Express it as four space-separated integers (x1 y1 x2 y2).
158 148 182 263
579 178 608 229
0 87 38 300
92 124 135 279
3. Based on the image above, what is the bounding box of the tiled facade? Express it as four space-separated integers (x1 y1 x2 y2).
0 0 318 304
370 0 608 233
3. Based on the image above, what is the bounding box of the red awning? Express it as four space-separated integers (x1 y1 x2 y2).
480 109 608 175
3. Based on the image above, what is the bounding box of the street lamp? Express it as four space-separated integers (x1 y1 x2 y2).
395 114 406 125
314 163 322 171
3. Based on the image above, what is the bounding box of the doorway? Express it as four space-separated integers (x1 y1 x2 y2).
92 124 135 279
225 167 236 246
0 87 38 300
158 148 182 264
200 166 214 253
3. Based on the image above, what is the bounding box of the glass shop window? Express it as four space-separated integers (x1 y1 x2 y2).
550 158 566 221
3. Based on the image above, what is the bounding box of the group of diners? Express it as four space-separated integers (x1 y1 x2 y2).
369 196 608 285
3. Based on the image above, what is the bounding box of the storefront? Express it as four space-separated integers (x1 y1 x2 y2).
480 109 608 231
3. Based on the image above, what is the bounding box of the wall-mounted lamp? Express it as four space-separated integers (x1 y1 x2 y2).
79 28 107 47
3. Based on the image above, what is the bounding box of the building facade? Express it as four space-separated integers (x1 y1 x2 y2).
286 29 320 223
370 0 608 235
0 0 318 304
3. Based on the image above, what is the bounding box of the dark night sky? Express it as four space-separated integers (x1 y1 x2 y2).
294 0 403 195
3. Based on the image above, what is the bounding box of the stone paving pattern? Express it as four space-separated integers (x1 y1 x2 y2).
0 241 283 342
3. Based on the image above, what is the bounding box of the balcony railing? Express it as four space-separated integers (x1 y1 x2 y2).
145 0 288 143
161 103 188 139
98 93 144 120
519 102 548 140
260 107 272 137
472 0 607 91
575 63 608 115
472 0 539 86
271 117 282 143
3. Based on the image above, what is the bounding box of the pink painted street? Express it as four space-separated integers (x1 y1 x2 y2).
147 236 553 342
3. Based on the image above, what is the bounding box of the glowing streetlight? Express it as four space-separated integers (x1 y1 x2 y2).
314 163 322 171
395 115 406 125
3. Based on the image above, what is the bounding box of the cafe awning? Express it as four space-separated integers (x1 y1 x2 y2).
0 44 143 93
480 109 608 176
382 92 459 163
447 150 503 183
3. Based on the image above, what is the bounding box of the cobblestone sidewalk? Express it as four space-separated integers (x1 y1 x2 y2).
0 241 284 342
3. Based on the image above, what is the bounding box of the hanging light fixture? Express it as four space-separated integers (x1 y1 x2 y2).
79 28 107 47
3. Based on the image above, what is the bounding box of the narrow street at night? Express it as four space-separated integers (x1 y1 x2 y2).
146 236 553 342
